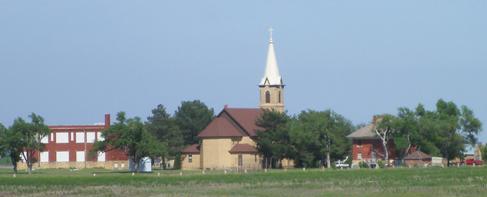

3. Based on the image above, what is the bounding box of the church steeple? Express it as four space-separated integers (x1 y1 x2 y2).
259 28 285 112
260 28 283 86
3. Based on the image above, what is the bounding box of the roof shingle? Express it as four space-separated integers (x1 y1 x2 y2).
224 108 262 136
229 144 258 154
347 124 378 139
404 150 431 160
197 117 244 138
181 144 200 154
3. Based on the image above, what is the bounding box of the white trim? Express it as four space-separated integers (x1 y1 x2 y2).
76 132 85 143
56 151 69 162
40 151 49 162
76 151 85 162
56 132 69 144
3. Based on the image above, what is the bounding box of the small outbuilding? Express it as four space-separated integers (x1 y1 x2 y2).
181 144 201 170
404 150 432 167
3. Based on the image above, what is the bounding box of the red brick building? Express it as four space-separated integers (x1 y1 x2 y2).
20 114 128 170
347 117 396 167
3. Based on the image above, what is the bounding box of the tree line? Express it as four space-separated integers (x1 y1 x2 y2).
0 100 214 173
0 99 483 173
92 100 214 170
255 99 483 168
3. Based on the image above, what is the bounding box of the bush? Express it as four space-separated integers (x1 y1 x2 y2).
377 160 385 168
359 161 368 168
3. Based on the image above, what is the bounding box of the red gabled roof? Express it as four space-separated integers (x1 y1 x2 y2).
223 108 262 137
197 117 244 138
181 144 200 154
229 143 258 154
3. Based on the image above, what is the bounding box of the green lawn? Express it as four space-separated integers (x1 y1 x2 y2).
0 167 486 197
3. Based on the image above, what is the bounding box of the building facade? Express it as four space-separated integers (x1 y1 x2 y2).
19 114 128 170
181 31 287 170
347 116 396 167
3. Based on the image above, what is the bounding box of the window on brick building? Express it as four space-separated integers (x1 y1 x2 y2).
56 132 69 143
40 151 49 162
97 151 105 162
76 151 85 162
56 151 69 162
86 132 96 143
40 135 48 144
76 132 85 143
188 154 193 163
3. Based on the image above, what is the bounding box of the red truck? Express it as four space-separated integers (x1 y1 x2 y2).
465 158 483 166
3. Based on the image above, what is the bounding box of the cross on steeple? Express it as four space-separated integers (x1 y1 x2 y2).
269 27 273 42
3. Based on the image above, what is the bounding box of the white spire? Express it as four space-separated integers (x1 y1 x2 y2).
260 28 283 86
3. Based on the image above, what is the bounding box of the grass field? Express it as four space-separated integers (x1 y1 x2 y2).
0 167 486 197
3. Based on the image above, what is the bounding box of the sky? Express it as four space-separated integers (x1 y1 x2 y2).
1 1 486 142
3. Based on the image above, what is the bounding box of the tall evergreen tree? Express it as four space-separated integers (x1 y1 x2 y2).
174 100 214 145
146 104 183 169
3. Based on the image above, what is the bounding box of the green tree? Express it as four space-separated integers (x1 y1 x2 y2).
146 104 183 169
389 100 482 166
174 100 214 145
255 110 292 169
290 110 353 168
93 112 167 172
8 114 50 174
0 123 23 173
481 143 487 162
374 114 398 165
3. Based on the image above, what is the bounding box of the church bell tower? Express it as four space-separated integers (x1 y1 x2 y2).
259 28 284 112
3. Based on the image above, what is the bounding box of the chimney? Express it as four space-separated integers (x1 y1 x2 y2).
372 115 383 124
104 114 111 128
224 104 228 109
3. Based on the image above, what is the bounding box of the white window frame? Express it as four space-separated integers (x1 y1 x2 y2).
97 132 104 141
97 151 106 162
41 135 49 144
76 132 85 143
86 132 96 143
56 132 69 144
76 151 85 162
40 151 49 162
56 151 69 162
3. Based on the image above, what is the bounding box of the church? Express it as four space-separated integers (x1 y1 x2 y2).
181 32 288 170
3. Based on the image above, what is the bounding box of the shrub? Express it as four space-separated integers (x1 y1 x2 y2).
377 160 385 168
359 161 368 168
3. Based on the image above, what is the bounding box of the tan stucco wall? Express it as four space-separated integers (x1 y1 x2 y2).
259 86 284 112
240 136 256 146
17 160 129 170
181 154 201 170
201 138 235 169
230 153 261 169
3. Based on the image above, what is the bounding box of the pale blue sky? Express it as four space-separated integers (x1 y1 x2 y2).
1 1 486 142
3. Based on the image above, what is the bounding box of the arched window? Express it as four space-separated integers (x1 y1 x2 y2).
265 91 271 103
278 91 281 103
